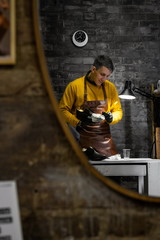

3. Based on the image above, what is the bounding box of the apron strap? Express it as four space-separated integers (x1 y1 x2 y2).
84 78 88 102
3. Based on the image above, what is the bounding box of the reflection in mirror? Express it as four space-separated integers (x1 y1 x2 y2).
38 0 160 198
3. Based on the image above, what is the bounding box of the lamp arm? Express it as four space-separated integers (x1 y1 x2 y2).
133 87 154 100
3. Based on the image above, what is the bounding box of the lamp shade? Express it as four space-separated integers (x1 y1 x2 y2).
119 80 136 100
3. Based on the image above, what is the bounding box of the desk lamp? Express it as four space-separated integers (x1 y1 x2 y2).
119 80 160 158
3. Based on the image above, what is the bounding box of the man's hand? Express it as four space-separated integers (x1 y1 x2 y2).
102 112 113 123
76 109 93 124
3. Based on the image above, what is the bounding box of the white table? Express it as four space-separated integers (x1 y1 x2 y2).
90 158 160 197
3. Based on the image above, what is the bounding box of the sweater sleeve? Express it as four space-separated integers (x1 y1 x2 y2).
107 83 123 125
59 82 80 127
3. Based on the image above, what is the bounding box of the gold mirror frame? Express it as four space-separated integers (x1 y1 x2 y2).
32 1 160 203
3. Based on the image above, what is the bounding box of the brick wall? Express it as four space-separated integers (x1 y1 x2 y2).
40 0 160 158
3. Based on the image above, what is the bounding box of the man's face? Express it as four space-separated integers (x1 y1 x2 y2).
91 66 112 86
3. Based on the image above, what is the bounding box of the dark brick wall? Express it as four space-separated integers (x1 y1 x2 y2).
40 0 160 158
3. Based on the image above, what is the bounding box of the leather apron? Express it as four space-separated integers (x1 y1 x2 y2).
78 75 118 157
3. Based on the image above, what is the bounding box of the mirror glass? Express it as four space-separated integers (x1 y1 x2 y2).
38 0 160 198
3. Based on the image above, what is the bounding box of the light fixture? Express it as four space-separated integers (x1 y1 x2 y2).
119 80 136 99
119 80 154 100
119 80 160 159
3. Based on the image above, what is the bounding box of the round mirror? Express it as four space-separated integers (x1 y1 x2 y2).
33 0 160 202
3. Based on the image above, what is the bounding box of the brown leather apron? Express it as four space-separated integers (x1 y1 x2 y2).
77 76 118 157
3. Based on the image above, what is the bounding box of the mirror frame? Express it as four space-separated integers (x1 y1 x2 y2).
32 0 160 203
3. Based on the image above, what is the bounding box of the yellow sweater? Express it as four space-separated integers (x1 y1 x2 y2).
59 76 123 127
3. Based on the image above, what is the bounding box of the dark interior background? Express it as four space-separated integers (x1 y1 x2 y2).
39 0 160 158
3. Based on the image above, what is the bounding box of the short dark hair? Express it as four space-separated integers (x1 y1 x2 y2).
93 55 114 72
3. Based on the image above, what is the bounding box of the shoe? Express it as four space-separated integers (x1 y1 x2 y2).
82 147 107 161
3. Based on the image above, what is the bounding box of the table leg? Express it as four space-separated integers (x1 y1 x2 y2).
138 176 144 194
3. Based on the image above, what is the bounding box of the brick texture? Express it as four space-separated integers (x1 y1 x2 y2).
40 0 160 157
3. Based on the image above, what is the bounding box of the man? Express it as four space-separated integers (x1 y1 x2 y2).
59 55 123 159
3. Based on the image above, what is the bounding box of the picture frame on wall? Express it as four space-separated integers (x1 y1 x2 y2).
0 0 16 65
